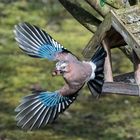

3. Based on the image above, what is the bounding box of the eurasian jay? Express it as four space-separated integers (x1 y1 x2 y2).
14 22 106 130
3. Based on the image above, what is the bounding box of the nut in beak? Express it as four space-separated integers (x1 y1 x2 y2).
52 69 62 76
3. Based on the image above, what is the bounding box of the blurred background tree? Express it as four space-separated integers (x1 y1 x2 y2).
0 0 140 140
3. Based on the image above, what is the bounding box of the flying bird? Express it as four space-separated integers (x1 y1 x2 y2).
14 22 106 130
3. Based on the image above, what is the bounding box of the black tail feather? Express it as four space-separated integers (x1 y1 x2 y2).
87 45 106 97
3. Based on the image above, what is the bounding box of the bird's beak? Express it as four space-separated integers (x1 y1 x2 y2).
52 69 62 76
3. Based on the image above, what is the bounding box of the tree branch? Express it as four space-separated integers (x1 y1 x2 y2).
59 0 101 33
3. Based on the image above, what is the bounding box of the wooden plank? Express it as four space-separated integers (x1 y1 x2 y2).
59 0 101 33
102 82 140 96
114 72 135 83
111 10 140 59
105 0 127 9
83 13 112 59
114 72 134 82
126 22 140 34
85 0 111 17
116 4 140 15
117 6 140 46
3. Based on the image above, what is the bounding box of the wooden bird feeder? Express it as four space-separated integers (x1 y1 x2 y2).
83 5 140 96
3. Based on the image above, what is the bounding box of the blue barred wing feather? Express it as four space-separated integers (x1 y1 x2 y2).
15 92 77 130
14 22 68 60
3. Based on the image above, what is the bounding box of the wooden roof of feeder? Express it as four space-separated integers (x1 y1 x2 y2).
83 5 140 60
83 5 140 96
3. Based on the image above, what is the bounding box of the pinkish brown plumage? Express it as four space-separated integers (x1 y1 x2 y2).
58 61 92 96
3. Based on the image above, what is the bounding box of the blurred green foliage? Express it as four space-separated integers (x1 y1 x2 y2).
0 0 139 140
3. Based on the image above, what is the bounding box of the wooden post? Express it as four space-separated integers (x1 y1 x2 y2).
133 51 140 85
102 38 113 82
135 63 140 85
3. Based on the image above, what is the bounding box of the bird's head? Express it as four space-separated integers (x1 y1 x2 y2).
52 61 69 76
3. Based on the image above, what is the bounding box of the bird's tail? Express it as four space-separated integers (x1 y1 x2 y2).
15 91 77 130
87 45 106 97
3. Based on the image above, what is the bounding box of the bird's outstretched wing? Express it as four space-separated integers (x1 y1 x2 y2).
14 22 76 61
15 91 78 130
